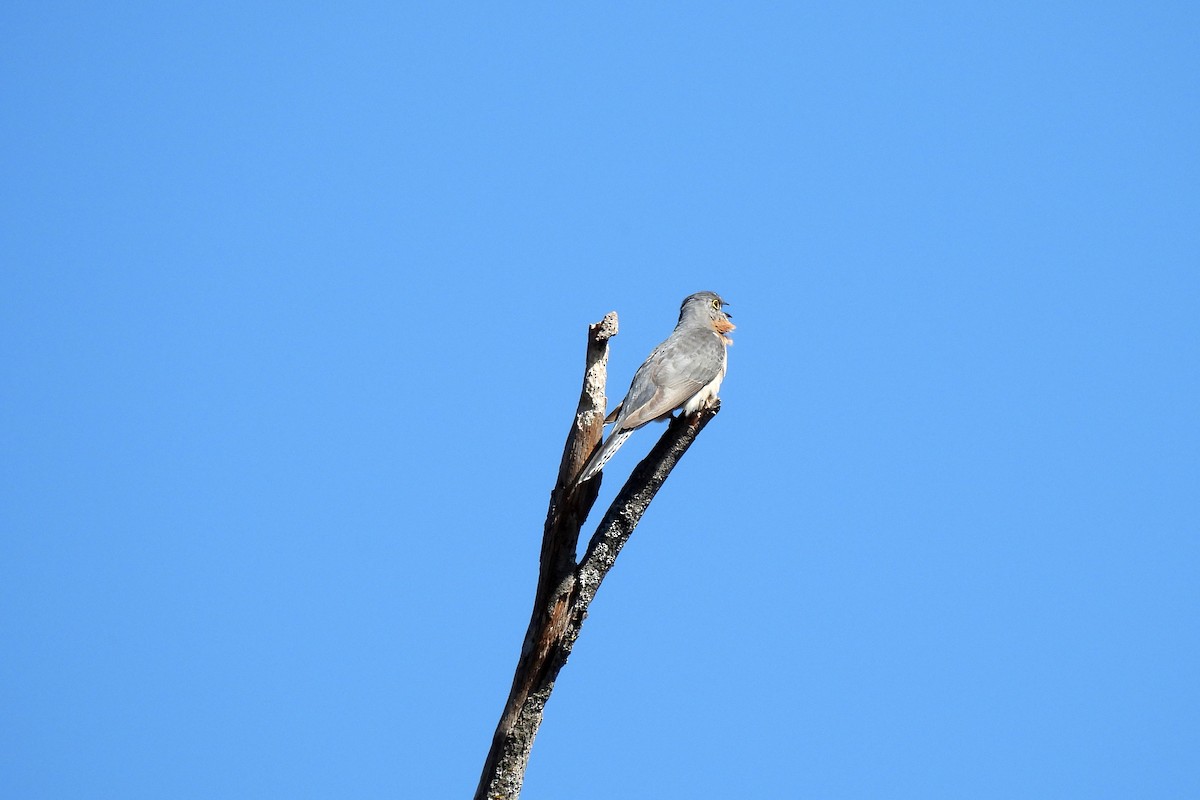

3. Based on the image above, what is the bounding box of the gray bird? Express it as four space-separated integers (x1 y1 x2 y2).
577 291 734 484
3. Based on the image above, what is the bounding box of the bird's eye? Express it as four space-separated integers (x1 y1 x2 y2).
711 299 721 310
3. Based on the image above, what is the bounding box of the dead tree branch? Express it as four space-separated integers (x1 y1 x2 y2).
475 313 721 800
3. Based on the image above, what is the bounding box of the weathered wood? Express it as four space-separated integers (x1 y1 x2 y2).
573 405 718 621
474 313 720 800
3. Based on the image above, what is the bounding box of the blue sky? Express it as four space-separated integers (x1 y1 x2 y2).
2 3 1197 798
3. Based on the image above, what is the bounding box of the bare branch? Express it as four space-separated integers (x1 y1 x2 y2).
475 314 615 800
474 313 721 800
574 404 719 618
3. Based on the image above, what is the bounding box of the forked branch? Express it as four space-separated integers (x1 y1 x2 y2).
475 313 720 800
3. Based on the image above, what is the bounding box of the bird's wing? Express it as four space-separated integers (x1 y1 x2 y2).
615 329 723 430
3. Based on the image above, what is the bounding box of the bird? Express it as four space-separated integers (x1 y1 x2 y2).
577 291 734 484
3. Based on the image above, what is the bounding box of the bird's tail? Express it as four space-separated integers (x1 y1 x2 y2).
577 429 634 484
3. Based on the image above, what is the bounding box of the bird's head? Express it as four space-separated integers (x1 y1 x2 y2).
679 291 735 337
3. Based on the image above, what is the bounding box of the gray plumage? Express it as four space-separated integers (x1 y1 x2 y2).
577 291 734 484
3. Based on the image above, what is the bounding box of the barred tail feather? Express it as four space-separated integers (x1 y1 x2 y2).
577 429 634 484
